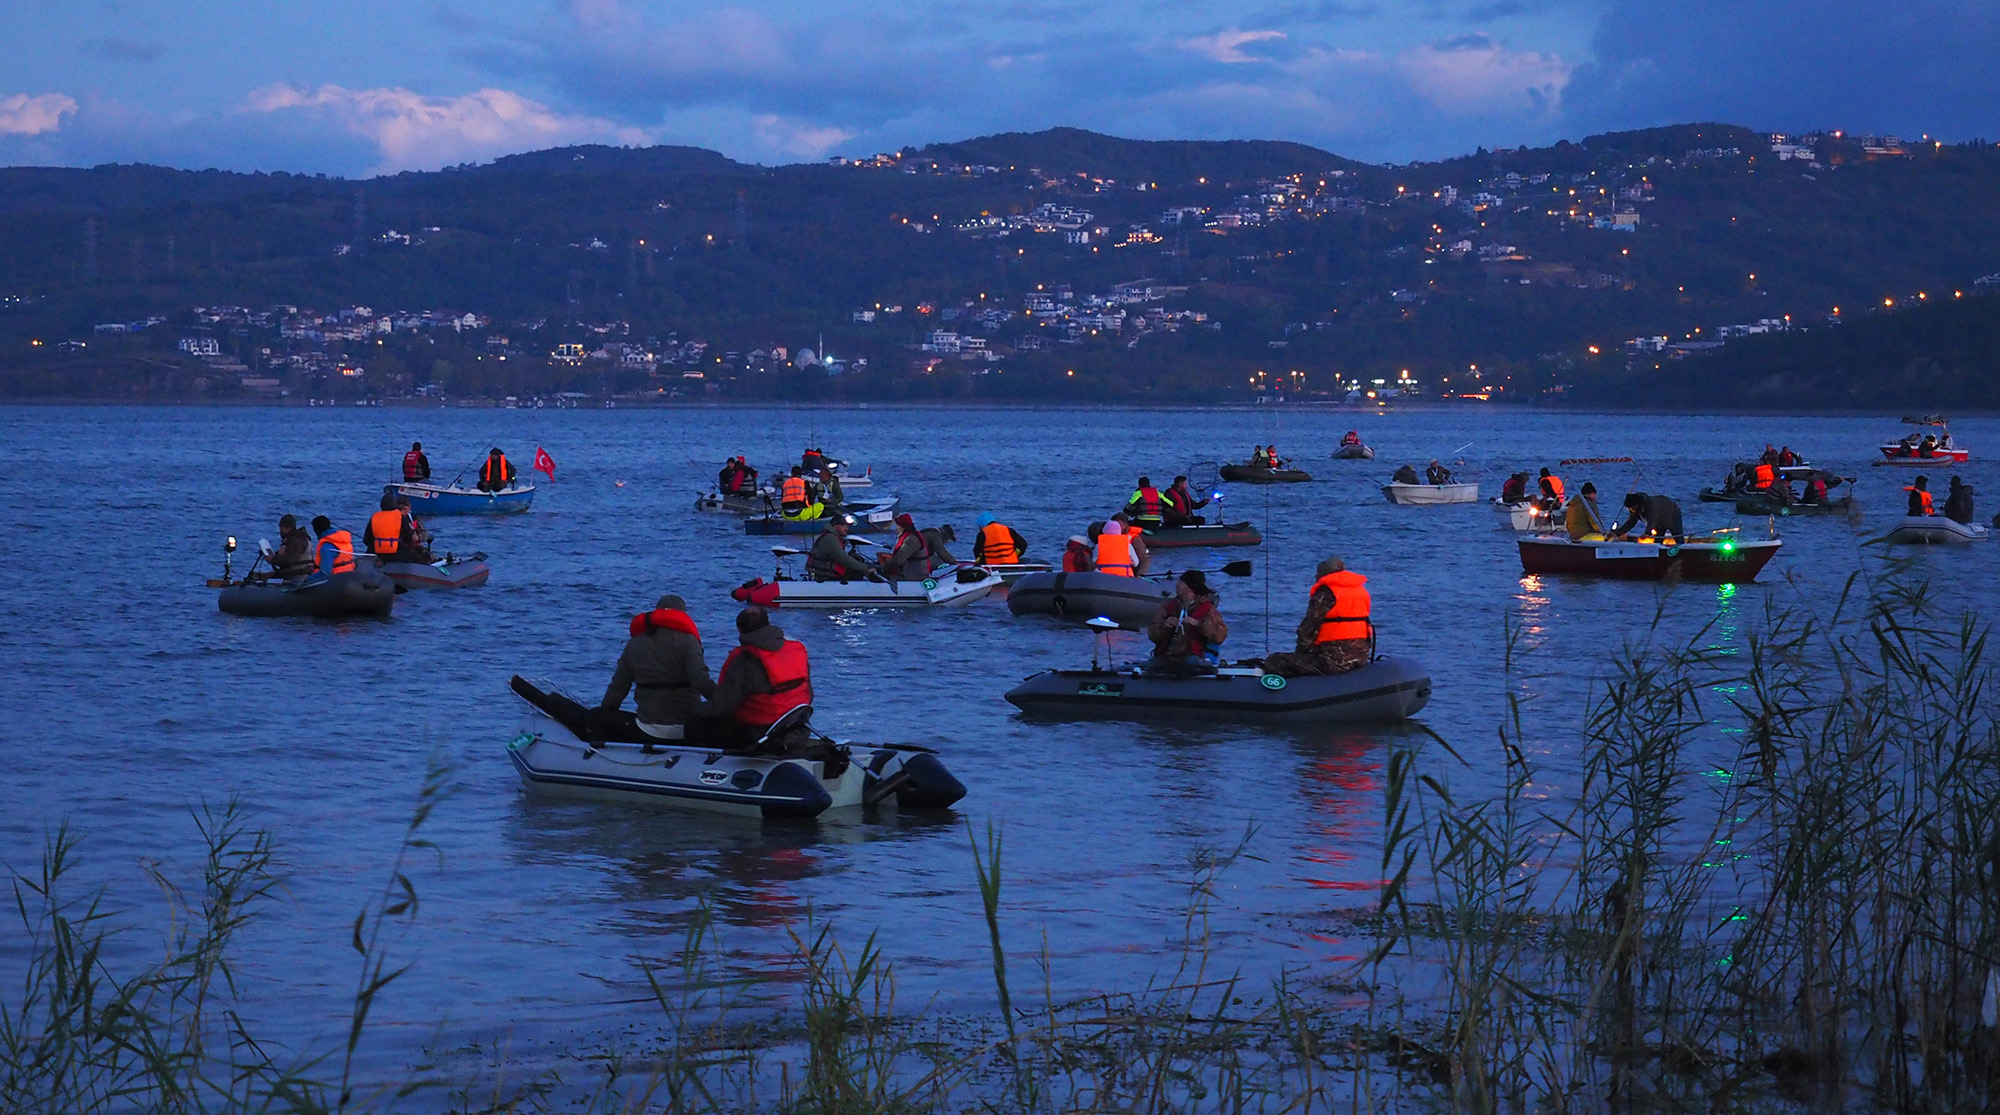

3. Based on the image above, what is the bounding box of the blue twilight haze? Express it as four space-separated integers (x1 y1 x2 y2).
1 0 1996 175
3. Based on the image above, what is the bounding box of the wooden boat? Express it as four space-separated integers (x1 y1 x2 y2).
1004 655 1432 724
1219 463 1313 483
1883 516 1989 544
389 481 534 515
1384 482 1480 505
1140 521 1261 548
1517 534 1781 583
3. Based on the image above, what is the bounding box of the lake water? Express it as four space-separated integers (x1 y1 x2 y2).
2 403 1994 1084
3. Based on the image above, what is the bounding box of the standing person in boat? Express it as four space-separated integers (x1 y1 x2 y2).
1061 535 1094 573
1162 476 1210 527
1943 476 1976 524
806 516 882 582
363 493 413 559
601 593 717 737
1147 570 1228 669
271 514 315 578
1906 475 1936 516
880 513 936 580
1392 463 1422 485
696 606 814 753
477 448 516 492
974 517 1029 566
1537 468 1566 511
1609 492 1685 541
311 515 357 578
1425 459 1455 485
1124 477 1166 529
1092 516 1151 577
1565 482 1607 540
1261 556 1373 678
402 442 430 482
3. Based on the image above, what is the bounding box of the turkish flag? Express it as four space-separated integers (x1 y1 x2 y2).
533 446 556 479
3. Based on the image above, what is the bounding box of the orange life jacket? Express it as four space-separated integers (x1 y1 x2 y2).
1310 571 1372 644
1063 543 1091 573
1754 463 1776 489
402 450 426 481
978 522 1019 565
367 509 405 556
1542 475 1565 502
726 640 813 726
482 454 511 488
1907 486 1934 515
318 529 356 576
781 476 808 505
1095 531 1136 576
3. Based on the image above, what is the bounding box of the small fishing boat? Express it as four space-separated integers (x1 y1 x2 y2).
217 569 396 618
694 488 774 514
743 499 898 535
1384 482 1480 505
1883 516 1989 544
1491 499 1554 531
1004 655 1432 724
506 677 965 819
1140 521 1262 548
1517 533 1781 583
1006 570 1174 629
1877 416 1969 465
980 562 1052 584
1219 463 1313 483
1733 492 1855 517
731 548 1002 608
390 481 535 515
376 553 490 589
1332 443 1375 460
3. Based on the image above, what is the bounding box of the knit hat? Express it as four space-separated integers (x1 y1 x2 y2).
655 593 687 610
1316 555 1345 575
1180 569 1209 594
895 512 915 528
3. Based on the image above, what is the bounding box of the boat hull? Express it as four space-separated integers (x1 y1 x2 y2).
378 556 490 588
732 567 1002 608
1384 483 1480 505
1877 446 1968 465
744 501 897 535
1141 521 1262 548
1734 494 1854 517
1003 656 1432 724
217 569 396 618
694 489 774 514
1006 570 1173 629
1219 465 1313 483
391 482 535 515
1332 445 1375 460
1491 500 1553 531
1517 536 1781 583
1884 516 1988 544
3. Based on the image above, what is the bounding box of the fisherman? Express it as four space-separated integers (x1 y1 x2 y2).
1944 476 1976 524
1061 535 1094 573
974 517 1028 566
1162 476 1210 527
1261 555 1372 678
1265 445 1283 469
311 515 356 577
1392 463 1422 485
402 442 430 482
1800 473 1831 506
1565 482 1607 540
478 447 515 492
1610 492 1685 541
1906 475 1935 516
1147 570 1228 670
801 447 829 474
1537 467 1566 510
1752 459 1777 491
1778 446 1800 468
363 492 412 558
1425 459 1455 485
1340 430 1362 447
271 514 315 578
601 593 717 736
881 513 936 579
1919 434 1940 458
779 467 817 520
717 457 744 493
1760 445 1780 466
1250 446 1271 468
807 516 883 582
396 496 434 562
921 524 959 565
1500 471 1531 504
1125 476 1166 529
696 606 814 753
1092 516 1150 577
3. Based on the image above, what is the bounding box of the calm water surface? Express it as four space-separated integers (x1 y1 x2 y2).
2 404 1995 1076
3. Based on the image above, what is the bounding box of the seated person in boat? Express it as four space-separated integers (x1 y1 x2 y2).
1500 471 1531 503
478 448 516 492
801 448 829 474
1391 463 1422 485
1906 475 1935 516
363 493 415 560
1125 477 1166 529
921 524 959 564
311 515 357 578
1759 445 1780 466
1565 482 1607 540
601 594 717 737
270 514 316 578
1537 468 1566 510
880 513 938 579
1778 446 1801 468
778 468 822 520
1261 556 1372 678
403 442 430 482
717 456 747 493
1147 571 1227 670
1425 460 1455 485
807 516 882 582
1919 434 1940 458
1266 445 1283 468
1944 477 1976 524
396 496 435 561
1609 492 1684 541
1721 462 1753 495
974 517 1028 566
811 466 844 509
1341 430 1362 447
1800 474 1831 505
695 606 814 754
1162 476 1210 527
1250 446 1271 468
1061 534 1094 573
1091 516 1151 577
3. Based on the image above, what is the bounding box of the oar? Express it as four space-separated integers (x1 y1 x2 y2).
1149 559 1253 579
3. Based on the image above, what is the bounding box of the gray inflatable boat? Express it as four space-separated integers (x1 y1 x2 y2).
217 569 396 619
1006 570 1172 629
1004 655 1432 724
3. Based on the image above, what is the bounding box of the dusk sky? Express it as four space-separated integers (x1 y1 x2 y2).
2 0 1996 176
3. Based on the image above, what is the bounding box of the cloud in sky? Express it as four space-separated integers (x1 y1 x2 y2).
1180 30 1289 65
242 83 646 172
0 93 78 136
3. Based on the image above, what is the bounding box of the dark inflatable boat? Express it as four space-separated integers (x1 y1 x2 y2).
1141 521 1262 548
217 569 395 618
1006 570 1173 629
1219 464 1313 483
1004 655 1431 724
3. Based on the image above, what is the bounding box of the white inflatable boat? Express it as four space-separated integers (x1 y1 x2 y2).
1883 516 1989 544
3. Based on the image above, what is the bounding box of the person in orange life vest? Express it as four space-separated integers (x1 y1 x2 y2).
1907 475 1935 516
402 442 430 482
1266 445 1283 469
1163 476 1210 527
881 513 936 579
697 606 814 752
602 593 716 732
1148 570 1228 666
1092 516 1150 577
779 467 814 517
1752 461 1777 491
363 492 413 558
1262 555 1373 678
1062 535 1094 573
1537 468 1566 510
311 515 356 577
478 447 515 492
973 516 1028 566
1125 476 1166 528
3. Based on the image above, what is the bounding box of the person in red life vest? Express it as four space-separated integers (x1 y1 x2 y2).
363 493 412 558
1340 430 1361 447
1262 555 1373 677
1800 474 1831 505
1062 534 1094 573
1124 476 1166 528
478 447 516 492
1907 475 1935 516
697 606 815 753
1162 476 1210 527
402 442 430 482
601 593 716 736
311 515 356 577
1778 446 1800 468
1148 570 1229 669
881 513 936 579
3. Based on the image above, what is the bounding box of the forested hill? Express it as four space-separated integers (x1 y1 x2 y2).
1 122 1997 405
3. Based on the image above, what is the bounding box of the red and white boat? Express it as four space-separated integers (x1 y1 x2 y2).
1517 533 1781 584
1877 416 1969 465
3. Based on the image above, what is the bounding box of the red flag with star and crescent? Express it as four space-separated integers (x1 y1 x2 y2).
533 447 556 480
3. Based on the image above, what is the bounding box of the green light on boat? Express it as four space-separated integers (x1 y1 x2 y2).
1719 541 1736 552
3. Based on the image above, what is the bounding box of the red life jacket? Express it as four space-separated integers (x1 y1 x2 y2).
402 450 426 481
1310 571 1372 643
1131 487 1163 518
725 640 812 725
1063 543 1091 573
629 608 700 639
1183 599 1218 656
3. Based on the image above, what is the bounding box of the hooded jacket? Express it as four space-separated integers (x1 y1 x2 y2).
602 610 716 724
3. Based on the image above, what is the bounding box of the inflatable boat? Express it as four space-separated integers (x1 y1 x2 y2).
1004 655 1432 724
376 553 490 589
1734 492 1855 517
1219 463 1313 484
1006 570 1173 629
1517 534 1781 583
694 488 774 514
1883 516 1989 544
1332 444 1375 460
1384 482 1480 505
1141 521 1262 549
390 481 534 515
506 677 964 819
744 499 897 535
981 562 1052 584
732 559 1002 609
217 569 396 618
